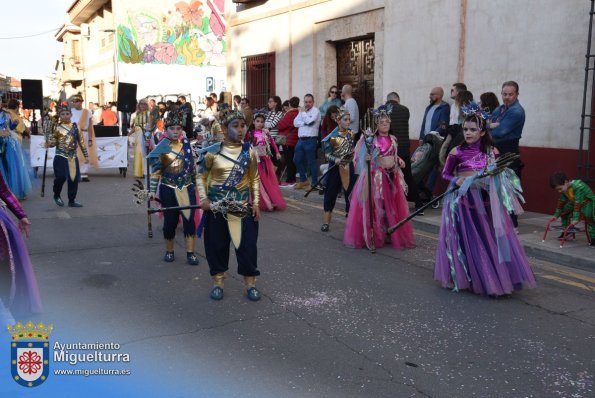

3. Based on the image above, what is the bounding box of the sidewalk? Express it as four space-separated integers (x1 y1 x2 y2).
281 185 595 272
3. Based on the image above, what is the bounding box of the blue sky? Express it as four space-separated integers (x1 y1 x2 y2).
0 0 74 80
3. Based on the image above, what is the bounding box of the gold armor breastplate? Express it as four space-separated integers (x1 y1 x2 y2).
329 131 354 160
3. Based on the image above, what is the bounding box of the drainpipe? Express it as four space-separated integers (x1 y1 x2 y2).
457 0 467 82
288 0 293 96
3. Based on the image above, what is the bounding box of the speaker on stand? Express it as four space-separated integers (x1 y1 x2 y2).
116 82 138 178
21 79 43 136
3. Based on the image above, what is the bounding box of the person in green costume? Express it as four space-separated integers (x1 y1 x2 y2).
549 171 595 245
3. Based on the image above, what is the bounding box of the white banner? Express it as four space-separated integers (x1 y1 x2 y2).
29 136 128 169
95 137 128 169
29 135 55 168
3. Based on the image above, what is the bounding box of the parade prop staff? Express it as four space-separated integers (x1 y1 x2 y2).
196 105 262 302
147 109 200 266
320 107 356 232
40 112 53 197
45 106 89 208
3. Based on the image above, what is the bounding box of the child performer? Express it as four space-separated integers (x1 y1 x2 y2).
320 107 356 232
434 102 536 296
549 171 594 245
148 109 200 265
0 171 42 324
46 106 89 207
245 111 286 211
344 106 416 250
0 100 32 200
197 106 262 301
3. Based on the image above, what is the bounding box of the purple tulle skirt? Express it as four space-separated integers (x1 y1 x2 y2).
344 168 415 250
434 181 536 296
0 209 42 314
258 156 286 211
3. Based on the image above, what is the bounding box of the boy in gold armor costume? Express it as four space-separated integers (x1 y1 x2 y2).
46 106 89 207
196 106 262 301
320 107 356 232
148 109 200 265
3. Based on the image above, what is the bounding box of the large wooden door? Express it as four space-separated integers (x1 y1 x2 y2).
336 37 375 129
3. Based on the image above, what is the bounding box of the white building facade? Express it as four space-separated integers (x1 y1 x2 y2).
226 0 593 212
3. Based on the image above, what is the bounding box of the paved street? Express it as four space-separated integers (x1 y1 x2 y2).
3 170 594 397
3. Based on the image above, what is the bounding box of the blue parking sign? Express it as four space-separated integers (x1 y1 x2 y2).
206 77 214 92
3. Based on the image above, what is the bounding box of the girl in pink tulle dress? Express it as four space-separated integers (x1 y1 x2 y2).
245 113 286 211
344 106 415 250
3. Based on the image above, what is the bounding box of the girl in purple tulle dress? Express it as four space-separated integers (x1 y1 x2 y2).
0 170 42 322
434 105 536 296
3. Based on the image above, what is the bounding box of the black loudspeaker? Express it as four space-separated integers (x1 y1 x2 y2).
93 125 120 137
21 79 43 109
117 82 137 112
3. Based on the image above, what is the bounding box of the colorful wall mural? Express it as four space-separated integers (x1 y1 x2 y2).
117 0 225 67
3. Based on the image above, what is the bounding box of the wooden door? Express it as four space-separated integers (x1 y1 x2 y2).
336 36 375 130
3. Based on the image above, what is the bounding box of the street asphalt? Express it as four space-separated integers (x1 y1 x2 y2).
3 170 594 397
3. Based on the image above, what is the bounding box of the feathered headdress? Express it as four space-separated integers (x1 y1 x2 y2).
164 108 187 128
334 106 349 123
252 108 267 121
218 104 245 126
372 104 393 122
57 103 71 115
461 101 489 120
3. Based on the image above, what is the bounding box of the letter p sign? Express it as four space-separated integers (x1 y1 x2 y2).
206 77 214 93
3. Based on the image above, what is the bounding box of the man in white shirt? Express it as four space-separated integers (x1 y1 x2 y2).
293 94 320 190
70 94 94 182
341 84 359 133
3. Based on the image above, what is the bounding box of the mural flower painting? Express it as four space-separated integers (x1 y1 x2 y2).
153 42 177 64
197 32 224 66
207 0 225 40
176 1 204 27
118 25 143 64
143 44 156 63
178 39 206 66
117 1 226 66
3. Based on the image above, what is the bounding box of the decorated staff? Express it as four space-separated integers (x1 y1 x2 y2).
40 112 55 197
344 105 415 251
362 109 376 252
364 128 376 252
146 109 200 266
196 105 262 302
319 107 356 232
45 105 89 208
387 152 520 234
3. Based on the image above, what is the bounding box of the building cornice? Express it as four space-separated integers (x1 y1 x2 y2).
68 0 110 25
230 0 331 27
55 24 81 42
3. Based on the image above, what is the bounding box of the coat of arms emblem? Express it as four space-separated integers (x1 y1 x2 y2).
7 321 53 387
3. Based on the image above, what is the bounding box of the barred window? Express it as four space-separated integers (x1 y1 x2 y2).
241 52 276 110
